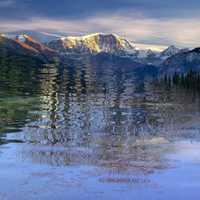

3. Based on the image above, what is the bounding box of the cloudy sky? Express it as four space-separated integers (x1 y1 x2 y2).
0 0 200 48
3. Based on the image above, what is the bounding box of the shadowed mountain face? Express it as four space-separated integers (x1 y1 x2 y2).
0 35 38 57
15 34 58 62
161 48 200 74
89 53 158 80
160 45 181 59
0 34 59 66
0 35 46 67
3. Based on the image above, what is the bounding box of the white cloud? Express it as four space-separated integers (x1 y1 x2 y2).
1 13 200 48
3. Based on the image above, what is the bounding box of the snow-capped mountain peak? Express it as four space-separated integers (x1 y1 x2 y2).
160 45 180 58
48 33 134 54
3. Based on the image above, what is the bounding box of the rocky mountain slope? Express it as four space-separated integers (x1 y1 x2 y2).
160 45 181 60
0 34 37 56
15 34 58 62
48 33 134 54
0 34 46 67
0 33 60 66
89 52 158 79
161 48 200 74
48 33 190 67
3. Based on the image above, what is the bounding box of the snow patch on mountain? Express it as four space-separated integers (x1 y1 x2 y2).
48 33 135 54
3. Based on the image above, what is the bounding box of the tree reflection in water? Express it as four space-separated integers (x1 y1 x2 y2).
1 56 200 175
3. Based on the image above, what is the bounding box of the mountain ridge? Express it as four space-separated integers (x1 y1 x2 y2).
1 32 200 75
48 33 134 54
15 34 58 62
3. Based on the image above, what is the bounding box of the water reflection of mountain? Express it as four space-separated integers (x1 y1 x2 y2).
2 56 200 174
21 57 157 144
1 55 200 141
18 56 200 146
21 139 173 174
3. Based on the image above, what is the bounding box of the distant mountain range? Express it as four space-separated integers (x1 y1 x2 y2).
0 32 199 75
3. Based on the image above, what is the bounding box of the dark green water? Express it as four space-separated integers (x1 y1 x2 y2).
0 57 200 199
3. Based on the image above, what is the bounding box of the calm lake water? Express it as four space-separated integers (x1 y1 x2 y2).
0 56 200 199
